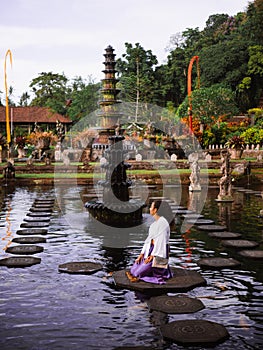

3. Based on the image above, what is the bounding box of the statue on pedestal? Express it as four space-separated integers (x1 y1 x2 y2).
189 153 201 192
216 150 234 202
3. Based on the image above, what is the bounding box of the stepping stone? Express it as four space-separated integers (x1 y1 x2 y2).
58 261 103 274
197 224 227 231
182 214 204 219
208 231 242 239
113 267 206 293
6 245 44 255
0 256 41 268
21 222 49 228
198 257 241 269
24 217 50 222
160 319 229 346
27 212 51 217
12 236 46 244
32 204 54 208
30 207 52 213
34 199 54 203
174 210 194 215
147 295 205 314
239 250 263 259
222 239 259 249
170 205 187 210
16 229 48 235
186 219 214 225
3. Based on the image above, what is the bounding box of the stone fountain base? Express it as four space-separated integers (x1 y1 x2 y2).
85 199 145 227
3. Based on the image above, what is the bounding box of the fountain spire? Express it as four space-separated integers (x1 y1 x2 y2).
85 46 144 228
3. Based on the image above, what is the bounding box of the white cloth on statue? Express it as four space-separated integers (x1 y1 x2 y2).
141 216 170 259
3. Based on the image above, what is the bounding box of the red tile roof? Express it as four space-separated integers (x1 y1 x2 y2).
0 106 72 124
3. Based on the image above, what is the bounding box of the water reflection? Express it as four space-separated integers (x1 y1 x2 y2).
0 184 263 349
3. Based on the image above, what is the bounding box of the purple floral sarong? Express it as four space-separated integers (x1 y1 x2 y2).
130 244 173 284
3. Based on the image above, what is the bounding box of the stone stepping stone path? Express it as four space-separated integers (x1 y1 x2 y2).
20 222 49 228
147 295 205 314
16 229 48 235
238 250 263 259
197 224 227 231
170 205 187 210
174 209 194 215
0 256 41 268
222 239 259 249
26 212 51 217
208 231 242 239
32 204 54 209
113 267 206 293
185 219 215 225
182 213 204 219
6 245 44 255
24 216 50 222
58 261 103 274
160 319 229 347
12 236 46 244
30 207 53 213
198 257 241 269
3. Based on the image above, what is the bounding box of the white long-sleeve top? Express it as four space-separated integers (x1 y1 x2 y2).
141 216 170 259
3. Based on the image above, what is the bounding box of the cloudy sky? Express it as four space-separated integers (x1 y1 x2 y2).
1 0 249 103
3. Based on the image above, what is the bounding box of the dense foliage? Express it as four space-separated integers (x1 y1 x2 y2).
1 0 263 146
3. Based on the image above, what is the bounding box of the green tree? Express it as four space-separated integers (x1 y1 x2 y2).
30 72 68 114
66 76 100 124
116 42 158 106
177 85 239 125
19 92 31 106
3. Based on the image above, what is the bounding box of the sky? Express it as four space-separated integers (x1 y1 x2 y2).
0 0 250 103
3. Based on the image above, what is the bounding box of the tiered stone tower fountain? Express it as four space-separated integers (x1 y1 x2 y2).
85 45 144 227
92 45 122 151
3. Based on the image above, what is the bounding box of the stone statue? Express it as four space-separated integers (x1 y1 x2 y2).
216 150 233 202
56 120 65 143
189 153 201 192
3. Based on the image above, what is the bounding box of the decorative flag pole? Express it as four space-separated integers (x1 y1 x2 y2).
4 49 13 150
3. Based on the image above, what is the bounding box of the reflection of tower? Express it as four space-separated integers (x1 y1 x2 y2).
92 45 123 154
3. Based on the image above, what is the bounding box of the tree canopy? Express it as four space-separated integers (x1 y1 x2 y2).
7 0 262 126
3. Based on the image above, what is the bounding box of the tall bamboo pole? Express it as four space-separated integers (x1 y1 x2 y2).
4 49 13 147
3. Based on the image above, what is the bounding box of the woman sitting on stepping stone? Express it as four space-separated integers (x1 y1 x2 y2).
126 200 173 284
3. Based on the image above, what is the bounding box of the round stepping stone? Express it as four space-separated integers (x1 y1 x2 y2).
24 217 50 222
147 295 205 314
239 250 263 259
27 212 51 217
182 214 204 219
208 231 242 239
160 319 229 346
32 204 53 208
30 207 52 212
198 257 241 269
197 224 227 231
21 222 49 228
58 261 103 274
16 229 48 235
174 210 194 215
222 240 259 249
186 219 214 225
0 256 41 268
6 245 44 255
170 205 187 210
12 236 46 244
113 267 206 293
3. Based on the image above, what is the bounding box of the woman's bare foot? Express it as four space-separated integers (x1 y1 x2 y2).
126 271 139 282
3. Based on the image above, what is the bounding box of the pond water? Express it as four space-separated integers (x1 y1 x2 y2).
0 182 263 349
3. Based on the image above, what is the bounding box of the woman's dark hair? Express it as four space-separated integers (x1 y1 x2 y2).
150 200 174 224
